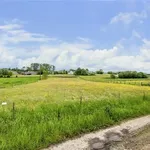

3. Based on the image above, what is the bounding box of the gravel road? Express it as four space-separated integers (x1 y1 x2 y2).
111 126 150 150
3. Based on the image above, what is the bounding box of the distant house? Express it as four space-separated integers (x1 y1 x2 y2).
68 71 74 75
12 71 19 75
21 71 37 75
21 72 31 75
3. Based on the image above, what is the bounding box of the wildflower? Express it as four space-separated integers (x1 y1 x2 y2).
2 102 7 106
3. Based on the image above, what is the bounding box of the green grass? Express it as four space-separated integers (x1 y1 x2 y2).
0 76 150 150
48 74 77 78
0 76 39 88
80 74 150 86
0 96 150 150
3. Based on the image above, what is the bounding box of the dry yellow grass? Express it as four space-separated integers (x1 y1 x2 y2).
0 77 150 150
0 77 149 109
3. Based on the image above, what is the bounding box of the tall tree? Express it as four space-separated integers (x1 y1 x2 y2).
31 63 40 71
42 63 52 73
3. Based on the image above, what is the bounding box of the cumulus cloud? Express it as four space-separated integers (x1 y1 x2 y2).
110 11 147 24
0 45 16 68
0 20 150 73
17 40 150 73
17 44 118 70
0 22 56 44
1 37 150 72
0 24 22 31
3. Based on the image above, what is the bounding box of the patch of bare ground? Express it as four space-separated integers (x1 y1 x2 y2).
111 125 150 150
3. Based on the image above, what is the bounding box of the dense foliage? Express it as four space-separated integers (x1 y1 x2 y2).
107 71 113 74
31 63 55 74
110 74 116 79
96 69 104 74
74 68 89 75
118 71 148 78
74 68 95 76
11 63 55 75
54 70 68 74
0 69 13 78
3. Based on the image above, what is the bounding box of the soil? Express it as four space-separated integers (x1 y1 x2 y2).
111 126 150 150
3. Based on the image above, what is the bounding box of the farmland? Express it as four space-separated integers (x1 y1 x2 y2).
0 76 39 88
80 74 150 86
0 75 150 150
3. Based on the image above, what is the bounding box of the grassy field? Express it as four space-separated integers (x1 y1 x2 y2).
0 76 39 88
80 74 150 86
0 76 150 150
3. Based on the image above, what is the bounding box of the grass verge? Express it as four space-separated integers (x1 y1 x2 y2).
0 77 39 88
0 96 150 150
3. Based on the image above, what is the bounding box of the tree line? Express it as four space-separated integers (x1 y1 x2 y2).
110 71 148 79
0 69 13 78
0 63 148 79
118 71 148 78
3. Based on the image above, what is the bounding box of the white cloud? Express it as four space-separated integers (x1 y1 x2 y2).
1 20 150 73
18 44 118 70
77 37 90 42
110 11 147 24
0 45 16 68
0 24 22 31
142 38 150 47
0 22 56 44
15 40 150 73
1 37 150 72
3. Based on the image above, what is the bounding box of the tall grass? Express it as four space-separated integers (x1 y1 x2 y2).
80 75 150 87
0 77 150 149
0 95 150 150
0 77 39 88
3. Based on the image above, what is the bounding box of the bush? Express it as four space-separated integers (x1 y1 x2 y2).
42 70 48 80
96 69 104 74
54 70 68 74
108 71 113 74
88 72 96 76
118 71 148 79
110 74 116 79
0 69 13 78
74 68 89 76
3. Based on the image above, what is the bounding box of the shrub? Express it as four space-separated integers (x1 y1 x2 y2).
118 71 148 79
110 74 116 79
108 71 113 74
0 69 13 78
74 68 89 76
96 69 104 74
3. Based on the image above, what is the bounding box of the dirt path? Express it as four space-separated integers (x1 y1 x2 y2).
43 115 150 150
126 126 150 150
110 126 150 150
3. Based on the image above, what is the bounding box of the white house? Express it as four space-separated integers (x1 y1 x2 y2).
68 71 74 75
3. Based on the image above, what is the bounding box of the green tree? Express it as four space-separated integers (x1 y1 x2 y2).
42 70 48 80
31 63 40 71
0 69 13 78
110 74 116 79
118 71 147 79
96 69 104 74
108 71 113 74
74 68 89 75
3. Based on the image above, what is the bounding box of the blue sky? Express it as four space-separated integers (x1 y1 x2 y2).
0 0 150 72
